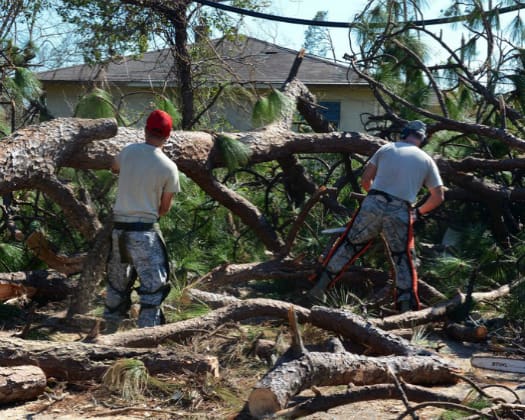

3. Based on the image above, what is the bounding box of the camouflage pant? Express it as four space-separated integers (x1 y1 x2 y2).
104 229 170 328
318 193 420 309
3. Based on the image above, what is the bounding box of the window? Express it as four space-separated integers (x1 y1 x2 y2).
318 101 341 129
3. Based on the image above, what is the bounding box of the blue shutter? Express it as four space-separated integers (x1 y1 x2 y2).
318 101 341 129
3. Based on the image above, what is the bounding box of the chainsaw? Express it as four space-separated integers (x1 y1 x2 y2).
471 355 525 374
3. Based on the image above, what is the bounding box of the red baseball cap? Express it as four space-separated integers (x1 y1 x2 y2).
146 109 173 138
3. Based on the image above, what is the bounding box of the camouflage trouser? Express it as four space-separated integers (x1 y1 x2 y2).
104 229 170 328
314 193 420 310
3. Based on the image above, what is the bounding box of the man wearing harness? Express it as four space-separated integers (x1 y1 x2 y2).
309 120 444 312
104 109 180 331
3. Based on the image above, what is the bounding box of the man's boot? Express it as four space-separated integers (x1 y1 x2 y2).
396 288 416 313
308 271 333 303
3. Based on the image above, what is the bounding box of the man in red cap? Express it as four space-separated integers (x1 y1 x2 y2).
104 109 180 331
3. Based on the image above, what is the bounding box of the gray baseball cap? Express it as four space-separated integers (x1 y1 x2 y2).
405 120 426 138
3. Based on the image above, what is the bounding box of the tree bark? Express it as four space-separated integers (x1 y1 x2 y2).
248 352 459 418
67 216 113 316
0 365 47 404
0 117 115 240
309 305 430 356
0 335 218 381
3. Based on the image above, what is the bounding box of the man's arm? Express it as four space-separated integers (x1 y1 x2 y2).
361 162 377 192
417 185 445 215
158 191 175 217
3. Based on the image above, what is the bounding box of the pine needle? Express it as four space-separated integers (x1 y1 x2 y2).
102 358 149 400
13 67 42 100
74 88 115 119
252 89 293 127
154 95 182 128
215 134 251 171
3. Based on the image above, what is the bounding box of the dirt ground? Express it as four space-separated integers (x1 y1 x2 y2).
0 300 523 420
1 329 524 420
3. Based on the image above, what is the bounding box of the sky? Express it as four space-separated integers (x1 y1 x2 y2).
240 0 452 63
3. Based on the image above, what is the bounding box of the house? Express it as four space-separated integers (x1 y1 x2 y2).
37 36 379 132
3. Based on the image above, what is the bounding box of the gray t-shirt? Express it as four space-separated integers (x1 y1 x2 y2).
113 143 180 222
369 141 443 204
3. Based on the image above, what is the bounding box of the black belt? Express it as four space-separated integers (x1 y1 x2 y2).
368 189 410 206
114 221 156 231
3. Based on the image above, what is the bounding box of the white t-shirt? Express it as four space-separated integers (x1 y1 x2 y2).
113 143 180 222
369 141 443 204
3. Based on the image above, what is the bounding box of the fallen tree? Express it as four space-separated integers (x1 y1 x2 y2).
0 335 219 381
247 352 459 418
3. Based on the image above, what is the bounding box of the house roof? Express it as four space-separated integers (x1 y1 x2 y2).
37 36 362 87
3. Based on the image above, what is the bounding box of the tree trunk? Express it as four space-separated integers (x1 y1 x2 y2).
248 352 459 418
0 335 218 381
67 216 113 316
0 365 47 404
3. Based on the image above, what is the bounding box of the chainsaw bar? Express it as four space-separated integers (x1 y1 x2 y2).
471 356 525 374
321 227 346 235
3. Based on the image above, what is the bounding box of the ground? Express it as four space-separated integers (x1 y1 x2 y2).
0 301 524 419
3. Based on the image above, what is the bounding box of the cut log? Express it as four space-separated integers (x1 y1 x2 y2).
445 322 488 343
248 352 460 418
0 365 47 404
0 335 218 381
94 298 311 348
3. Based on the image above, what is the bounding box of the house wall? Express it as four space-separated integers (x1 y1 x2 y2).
309 85 379 132
41 82 378 133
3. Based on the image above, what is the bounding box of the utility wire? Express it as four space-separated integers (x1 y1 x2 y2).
194 0 525 28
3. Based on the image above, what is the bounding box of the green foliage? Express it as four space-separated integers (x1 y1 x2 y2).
0 107 10 137
74 88 116 119
252 89 293 127
153 95 182 129
58 1 154 63
439 394 492 419
216 134 251 171
13 67 42 100
303 11 331 57
503 280 525 324
0 242 29 272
